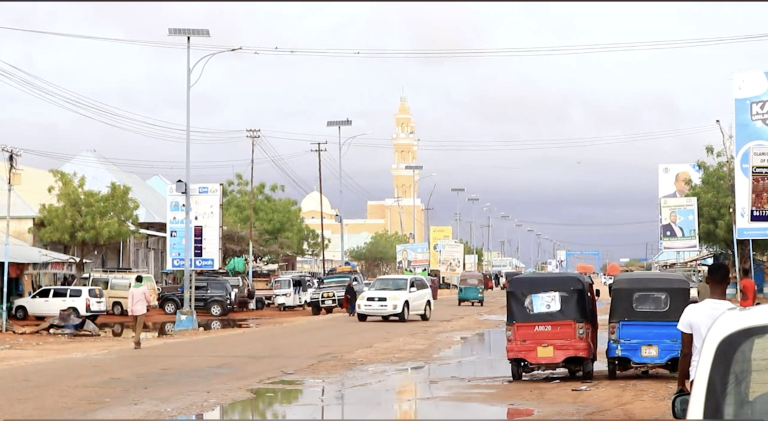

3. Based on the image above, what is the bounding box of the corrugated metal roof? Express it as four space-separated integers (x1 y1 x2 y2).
59 151 166 223
146 174 171 198
3 234 84 263
0 185 37 218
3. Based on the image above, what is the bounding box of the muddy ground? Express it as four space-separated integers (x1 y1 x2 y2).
0 285 675 419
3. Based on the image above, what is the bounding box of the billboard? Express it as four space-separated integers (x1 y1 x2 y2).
429 226 453 268
465 254 478 271
658 164 701 199
438 241 464 275
396 242 429 272
555 250 567 272
660 197 700 251
734 71 768 239
166 183 223 270
546 259 556 272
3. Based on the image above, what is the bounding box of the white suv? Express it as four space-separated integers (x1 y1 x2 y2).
13 286 108 321
356 275 433 322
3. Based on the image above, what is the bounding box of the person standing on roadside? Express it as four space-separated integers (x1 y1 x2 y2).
344 281 357 317
676 263 736 393
740 267 757 307
127 275 151 350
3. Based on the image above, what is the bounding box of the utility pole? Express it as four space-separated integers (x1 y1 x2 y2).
312 142 328 275
2 146 21 333
515 222 523 268
450 188 465 241
246 129 260 288
717 119 741 300
499 240 505 257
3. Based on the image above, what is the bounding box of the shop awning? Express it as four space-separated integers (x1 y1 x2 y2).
1 235 89 264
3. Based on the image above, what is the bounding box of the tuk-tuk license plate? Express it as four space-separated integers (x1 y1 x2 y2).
641 346 658 357
536 346 554 358
323 300 333 305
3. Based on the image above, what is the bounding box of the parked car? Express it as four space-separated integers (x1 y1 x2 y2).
12 286 107 321
85 269 161 315
355 275 433 322
158 278 233 317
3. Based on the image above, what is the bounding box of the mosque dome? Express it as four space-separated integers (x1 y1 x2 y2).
300 190 334 214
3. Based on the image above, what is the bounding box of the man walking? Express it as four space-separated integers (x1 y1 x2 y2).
740 267 757 307
344 281 357 317
676 263 735 393
127 275 151 349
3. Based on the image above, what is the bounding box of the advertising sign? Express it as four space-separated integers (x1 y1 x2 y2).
166 183 223 270
546 259 556 272
660 197 700 251
492 257 515 268
555 250 567 272
465 254 478 271
734 71 768 239
429 226 453 268
658 164 701 200
396 242 430 272
438 241 464 275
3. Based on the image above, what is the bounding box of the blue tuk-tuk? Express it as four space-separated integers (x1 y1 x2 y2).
458 271 485 306
606 272 691 379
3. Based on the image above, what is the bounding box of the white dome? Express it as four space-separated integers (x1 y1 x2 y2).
300 191 334 214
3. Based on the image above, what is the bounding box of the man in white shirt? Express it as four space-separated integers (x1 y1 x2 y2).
676 262 735 392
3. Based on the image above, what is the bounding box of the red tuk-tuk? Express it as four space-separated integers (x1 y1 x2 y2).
483 272 494 291
505 272 601 381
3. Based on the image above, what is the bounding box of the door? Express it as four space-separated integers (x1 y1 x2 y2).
50 287 70 315
415 278 431 309
409 277 425 310
90 277 111 307
27 288 52 315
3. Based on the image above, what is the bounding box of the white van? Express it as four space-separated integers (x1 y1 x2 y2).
12 286 107 320
87 273 160 316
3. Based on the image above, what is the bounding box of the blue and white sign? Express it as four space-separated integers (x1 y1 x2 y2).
735 71 768 239
166 183 223 270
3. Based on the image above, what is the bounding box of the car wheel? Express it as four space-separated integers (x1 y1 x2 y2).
112 302 124 316
254 299 265 311
207 302 225 317
582 359 594 381
209 320 223 330
608 361 618 380
112 324 124 337
357 313 368 322
382 316 390 321
325 307 334 314
278 304 285 312
420 302 431 321
510 362 523 381
311 306 321 316
162 300 178 315
398 302 409 322
13 306 27 320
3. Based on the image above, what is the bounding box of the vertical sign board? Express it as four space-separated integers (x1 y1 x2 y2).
660 197 700 252
555 250 567 272
734 71 768 239
166 183 223 270
464 255 478 271
429 226 452 268
658 163 702 248
438 241 464 276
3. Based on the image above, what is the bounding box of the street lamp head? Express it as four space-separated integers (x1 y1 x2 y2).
500 215 511 219
327 119 353 127
466 197 480 202
515 223 523 228
168 28 211 37
450 187 466 193
526 228 534 232
536 232 542 237
404 165 424 171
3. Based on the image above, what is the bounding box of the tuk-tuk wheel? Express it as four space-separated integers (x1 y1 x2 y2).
480 301 484 307
471 302 475 306
607 361 617 380
457 299 461 306
582 360 594 381
510 362 523 381
567 368 577 378
311 306 321 316
278 304 285 312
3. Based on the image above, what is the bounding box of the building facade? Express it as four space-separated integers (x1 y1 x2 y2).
300 96 426 264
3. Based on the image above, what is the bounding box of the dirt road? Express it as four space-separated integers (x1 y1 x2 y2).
0 288 674 419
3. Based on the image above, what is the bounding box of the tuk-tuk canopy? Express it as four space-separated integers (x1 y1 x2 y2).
504 271 522 280
459 271 484 286
506 273 594 323
609 272 691 322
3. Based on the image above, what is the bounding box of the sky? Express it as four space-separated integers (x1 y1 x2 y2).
1 1 763 266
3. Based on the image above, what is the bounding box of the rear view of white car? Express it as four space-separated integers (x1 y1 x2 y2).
356 275 433 322
13 286 107 321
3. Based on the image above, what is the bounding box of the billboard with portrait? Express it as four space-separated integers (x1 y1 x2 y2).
395 242 429 273
429 226 452 268
734 71 768 239
660 197 700 251
658 164 701 200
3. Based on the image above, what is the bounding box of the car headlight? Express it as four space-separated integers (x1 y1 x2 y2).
388 295 401 301
358 295 365 301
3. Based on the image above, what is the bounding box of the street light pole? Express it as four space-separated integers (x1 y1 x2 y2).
526 228 534 270
514 222 523 270
450 188 465 241
500 215 510 257
404 165 424 243
326 119 353 264
536 232 542 271
483 205 496 268
466 195 480 248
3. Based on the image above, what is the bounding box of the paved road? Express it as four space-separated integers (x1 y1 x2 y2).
1 291 507 419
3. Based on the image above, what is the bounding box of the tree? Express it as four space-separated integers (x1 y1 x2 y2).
346 231 409 277
622 259 647 270
460 240 484 269
222 173 326 263
32 170 140 278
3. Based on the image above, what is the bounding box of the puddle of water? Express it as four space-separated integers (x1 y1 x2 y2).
97 318 261 338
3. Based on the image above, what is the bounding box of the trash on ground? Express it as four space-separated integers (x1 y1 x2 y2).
572 386 591 391
14 309 100 336
550 380 560 383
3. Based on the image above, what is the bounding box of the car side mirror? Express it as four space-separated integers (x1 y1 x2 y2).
409 287 417 293
671 392 689 419
595 289 601 299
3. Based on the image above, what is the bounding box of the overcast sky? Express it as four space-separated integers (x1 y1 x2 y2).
2 2 763 265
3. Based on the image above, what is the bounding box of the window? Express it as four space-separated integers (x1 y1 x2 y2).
111 279 130 291
524 291 564 314
89 288 104 298
69 289 82 298
369 278 408 291
91 278 109 290
462 278 481 286
52 288 68 298
208 283 228 293
632 292 670 312
31 288 50 299
414 279 429 290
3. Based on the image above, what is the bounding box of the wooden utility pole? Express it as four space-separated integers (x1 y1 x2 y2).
311 141 328 274
2 145 22 333
246 129 260 284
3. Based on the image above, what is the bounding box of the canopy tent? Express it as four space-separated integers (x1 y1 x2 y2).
1 235 87 264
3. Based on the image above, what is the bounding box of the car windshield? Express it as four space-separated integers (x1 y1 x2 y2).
273 278 292 290
369 278 408 291
322 277 350 287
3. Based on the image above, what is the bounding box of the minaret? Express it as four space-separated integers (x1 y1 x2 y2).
391 95 420 199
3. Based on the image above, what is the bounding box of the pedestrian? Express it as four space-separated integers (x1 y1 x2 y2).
344 281 357 317
676 262 735 393
739 267 757 307
127 275 151 350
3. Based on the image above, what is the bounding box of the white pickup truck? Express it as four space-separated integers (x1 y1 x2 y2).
672 303 767 419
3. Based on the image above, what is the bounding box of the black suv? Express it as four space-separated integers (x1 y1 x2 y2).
159 278 233 317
